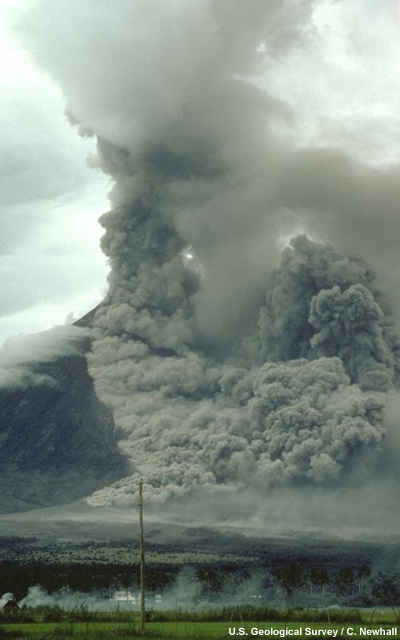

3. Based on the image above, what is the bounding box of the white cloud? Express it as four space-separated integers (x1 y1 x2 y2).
263 0 400 164
0 1 110 345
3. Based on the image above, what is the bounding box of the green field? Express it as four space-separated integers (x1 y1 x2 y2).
1 608 400 639
1 620 399 639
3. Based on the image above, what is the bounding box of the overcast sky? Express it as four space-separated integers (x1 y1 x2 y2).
0 0 110 346
1 0 400 347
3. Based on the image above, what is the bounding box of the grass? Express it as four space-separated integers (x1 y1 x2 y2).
0 620 398 640
0 606 399 639
1 605 362 625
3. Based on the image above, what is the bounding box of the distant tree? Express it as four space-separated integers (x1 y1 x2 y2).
309 568 330 597
357 564 372 594
333 567 355 596
371 572 400 606
273 563 304 596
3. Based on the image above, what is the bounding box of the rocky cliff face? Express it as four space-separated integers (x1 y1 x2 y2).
0 331 129 514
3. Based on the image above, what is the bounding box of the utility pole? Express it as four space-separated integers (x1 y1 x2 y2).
139 478 146 636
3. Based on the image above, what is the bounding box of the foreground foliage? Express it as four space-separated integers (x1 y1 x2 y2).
0 609 399 640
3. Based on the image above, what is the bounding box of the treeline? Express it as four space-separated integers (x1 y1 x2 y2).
0 562 178 600
2 560 400 606
268 562 400 607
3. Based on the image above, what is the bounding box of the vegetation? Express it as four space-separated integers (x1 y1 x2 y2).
0 606 399 640
0 604 364 625
0 537 250 566
3 535 400 608
2 560 400 607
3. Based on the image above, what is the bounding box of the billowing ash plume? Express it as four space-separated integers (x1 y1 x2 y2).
86 237 396 505
17 1 400 509
258 235 400 392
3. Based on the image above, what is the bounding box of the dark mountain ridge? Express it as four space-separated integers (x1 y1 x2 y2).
0 317 129 514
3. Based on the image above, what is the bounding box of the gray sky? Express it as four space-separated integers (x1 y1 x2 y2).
1 0 400 346
0 0 109 345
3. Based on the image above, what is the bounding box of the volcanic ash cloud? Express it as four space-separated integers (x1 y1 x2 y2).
16 1 400 508
87 237 396 506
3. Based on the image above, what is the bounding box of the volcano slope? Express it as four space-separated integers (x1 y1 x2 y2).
0 317 129 514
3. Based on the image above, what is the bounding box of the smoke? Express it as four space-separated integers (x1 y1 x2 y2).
258 235 400 391
0 325 90 388
0 592 14 608
18 586 111 612
15 1 400 519
8 571 274 611
85 237 396 507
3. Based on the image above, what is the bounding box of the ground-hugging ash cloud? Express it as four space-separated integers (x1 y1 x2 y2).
87 236 395 506
15 1 400 510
